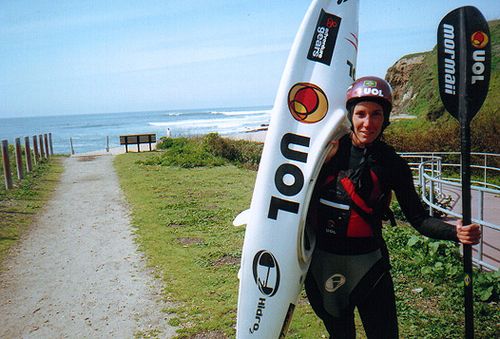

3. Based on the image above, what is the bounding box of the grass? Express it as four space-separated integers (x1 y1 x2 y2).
114 155 252 337
114 140 499 338
0 156 64 265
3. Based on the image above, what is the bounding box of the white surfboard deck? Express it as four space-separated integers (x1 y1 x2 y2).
235 1 359 337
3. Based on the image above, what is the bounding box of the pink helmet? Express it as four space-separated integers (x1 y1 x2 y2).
346 76 393 125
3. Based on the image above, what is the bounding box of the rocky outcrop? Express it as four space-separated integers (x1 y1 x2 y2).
385 54 425 115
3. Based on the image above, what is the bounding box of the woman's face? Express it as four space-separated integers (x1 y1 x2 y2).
351 101 385 147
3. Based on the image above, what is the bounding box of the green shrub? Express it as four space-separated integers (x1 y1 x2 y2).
143 136 227 168
156 136 189 150
150 134 263 170
474 270 500 302
384 223 499 304
202 133 242 162
202 133 263 169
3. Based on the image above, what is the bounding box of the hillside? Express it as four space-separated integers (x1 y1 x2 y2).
384 20 499 153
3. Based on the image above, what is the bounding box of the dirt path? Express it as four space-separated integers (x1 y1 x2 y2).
0 154 176 338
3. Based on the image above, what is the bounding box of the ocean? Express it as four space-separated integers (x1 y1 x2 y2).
0 106 271 154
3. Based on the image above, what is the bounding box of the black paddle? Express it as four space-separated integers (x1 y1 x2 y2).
437 6 491 339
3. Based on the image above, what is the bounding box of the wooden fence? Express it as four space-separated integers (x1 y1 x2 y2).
1 133 53 190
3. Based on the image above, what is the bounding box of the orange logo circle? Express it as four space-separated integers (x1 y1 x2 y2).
288 83 328 124
471 31 489 49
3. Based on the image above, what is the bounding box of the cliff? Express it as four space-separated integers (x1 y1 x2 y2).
384 19 499 121
386 53 426 116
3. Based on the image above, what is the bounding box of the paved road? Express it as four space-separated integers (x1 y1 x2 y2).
439 182 499 270
0 153 176 338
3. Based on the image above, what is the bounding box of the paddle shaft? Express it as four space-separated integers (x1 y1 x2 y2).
459 122 474 339
457 9 474 337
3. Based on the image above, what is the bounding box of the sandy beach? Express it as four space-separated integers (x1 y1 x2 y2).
229 130 267 143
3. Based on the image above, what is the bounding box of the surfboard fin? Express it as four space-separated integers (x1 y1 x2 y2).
233 209 250 227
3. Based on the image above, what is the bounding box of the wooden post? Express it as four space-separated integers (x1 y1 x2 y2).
2 140 13 189
106 136 110 152
148 134 152 151
24 136 33 173
125 136 129 153
70 138 75 155
49 133 54 155
39 135 45 159
33 135 40 164
44 134 50 159
15 138 24 180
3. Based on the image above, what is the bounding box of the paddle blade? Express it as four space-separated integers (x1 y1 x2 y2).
437 6 491 122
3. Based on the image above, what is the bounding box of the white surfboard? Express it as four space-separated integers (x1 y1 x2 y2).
235 1 359 337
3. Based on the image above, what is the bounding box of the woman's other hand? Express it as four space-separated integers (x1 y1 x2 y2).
456 219 481 245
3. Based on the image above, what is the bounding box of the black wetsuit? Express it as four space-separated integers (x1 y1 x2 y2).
305 135 458 339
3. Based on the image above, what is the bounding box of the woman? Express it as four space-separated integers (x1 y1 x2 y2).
305 76 480 338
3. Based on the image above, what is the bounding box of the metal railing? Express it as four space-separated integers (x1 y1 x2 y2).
400 152 499 271
401 152 500 190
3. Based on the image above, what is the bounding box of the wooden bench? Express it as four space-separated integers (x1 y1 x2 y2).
119 133 156 153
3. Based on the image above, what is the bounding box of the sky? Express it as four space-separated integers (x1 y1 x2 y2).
1 0 499 118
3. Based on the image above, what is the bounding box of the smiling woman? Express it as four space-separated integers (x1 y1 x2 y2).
350 101 385 147
345 76 393 147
